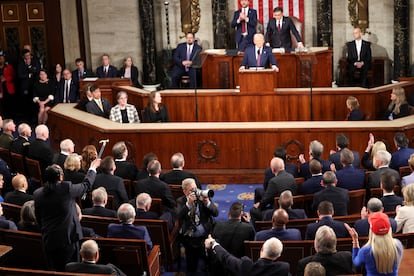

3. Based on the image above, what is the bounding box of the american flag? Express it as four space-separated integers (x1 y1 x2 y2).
238 0 305 25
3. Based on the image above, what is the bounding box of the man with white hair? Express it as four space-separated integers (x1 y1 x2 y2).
54 138 75 169
205 235 290 275
367 150 400 188
28 124 53 173
0 119 16 149
82 187 117 218
10 123 32 155
299 140 332 179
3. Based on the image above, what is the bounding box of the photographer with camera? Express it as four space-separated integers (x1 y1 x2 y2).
177 178 218 274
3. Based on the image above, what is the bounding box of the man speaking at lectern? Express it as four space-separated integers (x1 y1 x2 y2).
240 34 279 71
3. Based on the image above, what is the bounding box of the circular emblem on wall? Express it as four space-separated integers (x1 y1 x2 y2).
197 140 219 163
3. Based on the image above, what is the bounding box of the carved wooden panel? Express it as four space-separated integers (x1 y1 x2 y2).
1 4 19 22
26 3 44 22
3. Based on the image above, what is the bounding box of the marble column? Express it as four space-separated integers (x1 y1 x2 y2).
139 0 157 84
317 0 332 47
212 0 229 49
394 0 410 78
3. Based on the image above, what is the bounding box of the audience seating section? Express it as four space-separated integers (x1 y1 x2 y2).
1 202 22 223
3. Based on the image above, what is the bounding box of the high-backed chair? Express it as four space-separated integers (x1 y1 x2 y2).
0 147 12 170
10 152 26 175
24 157 43 187
289 16 304 49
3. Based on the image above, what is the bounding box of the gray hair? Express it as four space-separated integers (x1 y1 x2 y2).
315 225 337 254
310 140 324 158
262 237 283 260
117 203 136 223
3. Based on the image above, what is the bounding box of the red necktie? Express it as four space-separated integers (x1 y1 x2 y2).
241 8 247 33
277 21 281 31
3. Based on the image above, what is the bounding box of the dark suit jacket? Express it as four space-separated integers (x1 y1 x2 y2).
312 186 349 216
390 147 414 170
33 170 96 250
385 102 410 120
212 219 255 258
329 149 361 170
55 79 79 103
82 226 99 238
299 174 323 195
114 160 138 181
297 251 354 276
347 40 371 68
354 217 397 237
86 98 112 118
367 167 400 188
160 169 201 188
300 158 332 179
71 68 94 84
335 166 365 190
28 139 54 174
240 45 277 68
66 261 122 275
213 244 290 276
305 216 349 240
93 173 128 210
96 65 118 78
4 190 33 206
347 109 364 120
361 151 375 171
10 136 30 156
265 17 302 50
263 164 298 190
136 208 159 219
135 176 176 212
381 194 403 212
255 227 301 241
231 8 258 50
118 66 140 87
261 170 297 210
64 169 86 184
82 205 117 218
143 105 170 123
263 208 307 221
107 223 152 251
53 153 68 170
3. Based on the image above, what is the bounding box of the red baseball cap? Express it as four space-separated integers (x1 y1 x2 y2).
369 212 391 235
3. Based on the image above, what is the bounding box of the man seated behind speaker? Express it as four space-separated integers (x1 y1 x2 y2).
240 33 279 71
255 208 301 241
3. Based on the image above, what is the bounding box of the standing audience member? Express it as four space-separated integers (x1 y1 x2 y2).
28 124 53 174
367 150 400 188
240 34 279 70
4 174 33 206
54 138 75 169
112 141 139 181
86 85 111 118
71 58 93 84
361 133 386 170
17 200 39 232
10 123 31 156
380 172 403 212
389 132 414 170
299 140 332 179
63 153 85 184
345 96 364 120
96 54 118 78
118 57 141 88
143 91 169 122
395 183 414 234
300 160 324 195
0 50 16 118
55 69 78 103
231 0 257 52
82 187 116 218
385 87 410 120
52 64 63 92
109 91 140 123
329 133 360 170
0 119 15 149
161 152 201 188
402 153 414 187
34 159 100 271
33 69 54 124
255 208 301 241
346 212 403 275
347 27 371 88
76 84 93 112
0 203 17 230
335 149 365 190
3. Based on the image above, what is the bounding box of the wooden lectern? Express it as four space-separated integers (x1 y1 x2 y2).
238 69 277 94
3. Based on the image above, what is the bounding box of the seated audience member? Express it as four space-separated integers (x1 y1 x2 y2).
71 58 93 84
135 192 159 219
304 262 326 276
143 91 169 123
27 124 53 173
306 201 349 240
345 96 364 120
160 152 201 188
212 202 255 258
76 84 93 112
54 138 75 169
354 198 397 237
82 187 117 218
335 149 365 190
380 172 403 212
80 145 97 173
76 203 99 238
109 91 140 123
240 33 279 70
63 153 85 184
395 183 414 233
10 123 31 156
402 153 414 187
0 202 17 230
298 226 354 276
33 69 54 124
112 141 139 181
66 239 126 275
178 178 218 273
17 200 39 232
205 236 290 275
93 156 128 210
263 190 307 221
95 54 117 78
135 160 176 214
255 208 301 241
385 86 410 120
118 56 141 88
367 150 400 188
346 212 403 276
329 133 360 170
107 203 152 251
347 27 371 88
263 146 299 191
136 152 158 180
361 133 386 171
390 132 414 170
0 162 12 196
300 159 324 195
86 85 111 118
299 140 332 179
0 119 15 149
55 69 79 104
312 172 349 216
4 174 33 205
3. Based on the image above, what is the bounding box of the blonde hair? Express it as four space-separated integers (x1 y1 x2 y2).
64 153 81 171
408 153 414 171
403 183 414 206
371 141 386 159
365 229 401 274
388 87 407 115
346 96 360 110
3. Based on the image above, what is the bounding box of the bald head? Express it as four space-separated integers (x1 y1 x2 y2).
272 208 289 227
60 139 75 154
270 157 285 174
12 174 28 191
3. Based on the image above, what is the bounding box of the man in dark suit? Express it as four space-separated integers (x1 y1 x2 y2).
28 124 54 174
205 235 290 276
4 174 33 206
93 156 128 210
160 152 201 188
112 141 139 181
300 159 323 195
34 159 100 271
231 0 258 51
171 32 202 88
135 192 160 219
135 160 176 214
367 150 400 188
10 123 31 156
354 198 397 237
86 85 111 118
298 225 354 276
335 149 365 190
240 34 279 70
312 171 349 216
299 140 332 179
178 178 218 273
95 54 118 78
55 69 79 103
389 132 414 170
265 6 303 51
72 58 93 84
107 203 153 251
66 239 125 275
255 208 301 241
380 172 403 212
263 190 307 221
329 133 360 170
82 187 117 218
347 27 371 87
305 201 349 240
53 139 75 169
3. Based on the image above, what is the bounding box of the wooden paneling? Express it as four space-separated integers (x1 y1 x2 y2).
80 78 132 105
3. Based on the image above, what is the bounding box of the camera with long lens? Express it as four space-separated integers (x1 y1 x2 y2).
192 188 214 198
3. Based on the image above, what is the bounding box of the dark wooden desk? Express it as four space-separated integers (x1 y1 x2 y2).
0 245 12 258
